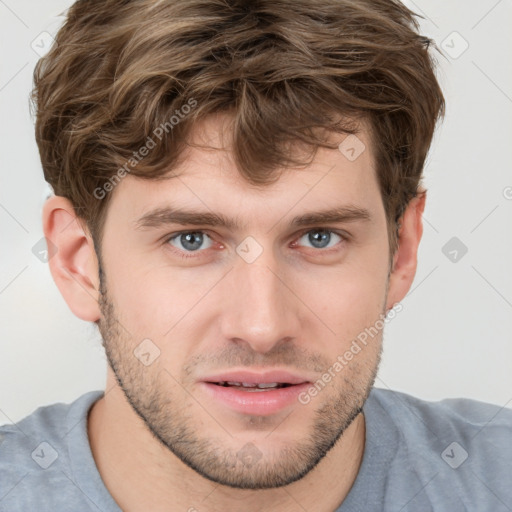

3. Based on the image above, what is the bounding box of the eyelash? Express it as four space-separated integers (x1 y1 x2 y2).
163 228 348 260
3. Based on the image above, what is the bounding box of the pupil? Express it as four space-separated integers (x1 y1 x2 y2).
309 229 330 249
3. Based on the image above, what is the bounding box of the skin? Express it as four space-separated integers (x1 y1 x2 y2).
43 113 425 512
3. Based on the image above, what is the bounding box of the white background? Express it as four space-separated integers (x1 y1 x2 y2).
0 0 511 423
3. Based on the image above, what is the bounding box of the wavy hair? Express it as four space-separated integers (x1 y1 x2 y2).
31 0 445 256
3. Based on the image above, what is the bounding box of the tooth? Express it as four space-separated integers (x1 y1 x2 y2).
216 381 287 390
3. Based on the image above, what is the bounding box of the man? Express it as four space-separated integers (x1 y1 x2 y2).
1 0 511 510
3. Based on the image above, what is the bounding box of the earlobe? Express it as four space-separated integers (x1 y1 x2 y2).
42 196 101 322
385 189 427 310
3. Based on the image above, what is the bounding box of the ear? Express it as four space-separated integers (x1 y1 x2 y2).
42 195 101 322
385 189 426 310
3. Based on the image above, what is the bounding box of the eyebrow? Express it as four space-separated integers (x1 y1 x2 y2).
134 205 372 231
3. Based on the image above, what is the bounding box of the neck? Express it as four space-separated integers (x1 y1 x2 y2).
88 378 366 512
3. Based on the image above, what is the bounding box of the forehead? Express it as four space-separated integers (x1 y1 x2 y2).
107 113 384 230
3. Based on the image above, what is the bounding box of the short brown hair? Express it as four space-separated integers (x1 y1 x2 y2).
31 0 445 257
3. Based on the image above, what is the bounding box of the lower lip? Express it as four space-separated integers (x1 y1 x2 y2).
200 382 310 416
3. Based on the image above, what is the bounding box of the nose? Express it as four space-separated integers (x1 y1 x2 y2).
220 251 302 354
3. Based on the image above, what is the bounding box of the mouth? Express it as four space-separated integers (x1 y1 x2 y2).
199 370 312 415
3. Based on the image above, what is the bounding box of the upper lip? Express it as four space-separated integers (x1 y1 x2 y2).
201 369 311 385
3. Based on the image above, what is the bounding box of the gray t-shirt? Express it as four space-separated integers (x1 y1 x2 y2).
1 387 511 511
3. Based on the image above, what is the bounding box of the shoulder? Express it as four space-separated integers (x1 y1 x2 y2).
0 391 103 510
368 387 512 462
365 388 512 511
369 387 512 436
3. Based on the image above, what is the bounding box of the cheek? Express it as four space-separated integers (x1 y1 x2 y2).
296 253 388 348
103 253 219 345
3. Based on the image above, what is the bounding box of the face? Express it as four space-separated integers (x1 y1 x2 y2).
96 114 391 489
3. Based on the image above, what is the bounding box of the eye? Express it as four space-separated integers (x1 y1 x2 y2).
166 231 213 254
294 228 345 250
164 228 346 260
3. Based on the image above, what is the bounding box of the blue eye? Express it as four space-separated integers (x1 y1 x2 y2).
165 228 346 260
296 229 344 250
167 231 213 253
